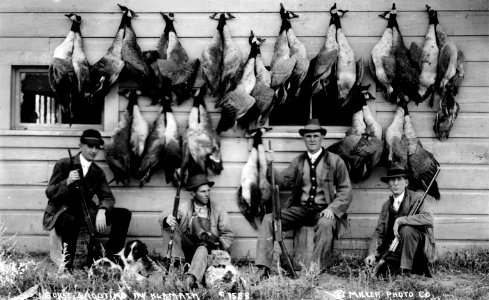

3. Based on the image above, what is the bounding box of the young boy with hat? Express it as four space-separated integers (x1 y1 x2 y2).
43 129 132 271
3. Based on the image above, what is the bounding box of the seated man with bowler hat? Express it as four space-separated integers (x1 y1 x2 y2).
255 119 353 277
43 129 132 271
365 163 436 277
159 174 234 290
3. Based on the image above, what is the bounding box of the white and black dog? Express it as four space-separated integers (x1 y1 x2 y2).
91 240 162 282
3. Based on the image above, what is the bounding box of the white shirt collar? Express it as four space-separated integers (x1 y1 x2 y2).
79 153 92 176
392 191 405 212
308 148 323 164
194 202 209 218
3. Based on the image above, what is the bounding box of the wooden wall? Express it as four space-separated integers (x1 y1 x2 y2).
0 0 488 259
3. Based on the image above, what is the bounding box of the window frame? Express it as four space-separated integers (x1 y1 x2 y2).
11 66 110 131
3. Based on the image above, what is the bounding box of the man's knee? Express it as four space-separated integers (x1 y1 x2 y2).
316 217 335 232
399 225 420 239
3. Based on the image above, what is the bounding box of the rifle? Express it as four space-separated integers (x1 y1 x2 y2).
373 167 440 276
165 145 186 271
269 141 298 278
68 149 96 265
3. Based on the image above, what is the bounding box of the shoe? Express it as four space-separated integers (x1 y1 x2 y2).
279 253 303 273
185 274 198 291
256 266 270 280
401 269 411 277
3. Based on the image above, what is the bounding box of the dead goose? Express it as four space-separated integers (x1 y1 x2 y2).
71 14 90 103
128 90 149 171
184 86 223 177
119 4 161 102
48 14 78 123
201 13 224 96
218 13 243 97
104 90 135 186
369 7 395 103
162 99 182 184
88 6 125 104
156 13 200 104
385 103 407 166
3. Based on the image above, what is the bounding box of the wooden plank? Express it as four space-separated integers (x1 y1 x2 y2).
0 38 49 51
1 12 487 38
3 186 487 215
0 0 482 13
0 161 49 185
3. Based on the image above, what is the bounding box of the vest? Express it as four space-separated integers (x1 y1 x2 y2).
301 151 326 206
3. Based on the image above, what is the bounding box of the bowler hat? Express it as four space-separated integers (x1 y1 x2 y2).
185 174 215 191
80 129 104 147
380 163 412 183
299 119 327 136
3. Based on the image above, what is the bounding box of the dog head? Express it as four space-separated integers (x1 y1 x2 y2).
117 240 150 273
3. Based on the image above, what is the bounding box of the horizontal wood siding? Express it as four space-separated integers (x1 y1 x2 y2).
0 0 488 259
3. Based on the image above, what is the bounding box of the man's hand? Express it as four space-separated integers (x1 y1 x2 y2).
365 254 376 266
320 208 335 219
200 231 220 245
96 209 107 233
393 217 406 239
67 170 80 186
166 214 178 227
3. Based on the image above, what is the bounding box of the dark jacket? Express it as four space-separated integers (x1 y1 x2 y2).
272 150 353 219
43 152 115 231
159 200 234 251
367 189 436 262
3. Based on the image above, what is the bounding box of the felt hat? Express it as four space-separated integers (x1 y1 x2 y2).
185 174 215 191
298 119 327 136
80 129 104 147
380 163 412 183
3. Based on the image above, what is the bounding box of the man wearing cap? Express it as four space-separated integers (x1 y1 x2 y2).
255 119 353 276
43 129 132 271
365 163 436 277
159 174 234 290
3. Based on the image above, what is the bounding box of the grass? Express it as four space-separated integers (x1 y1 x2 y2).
1 223 488 300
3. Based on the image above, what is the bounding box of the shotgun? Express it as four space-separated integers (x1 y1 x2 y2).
165 142 187 270
269 141 298 278
373 167 441 276
68 149 96 265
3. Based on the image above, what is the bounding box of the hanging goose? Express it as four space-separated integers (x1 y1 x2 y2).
310 3 339 97
183 85 223 178
410 5 439 103
156 13 200 104
88 5 125 104
334 5 362 107
219 13 243 97
270 4 297 105
119 4 161 102
162 100 182 184
48 14 78 123
361 89 384 175
127 90 149 172
71 14 90 104
104 91 135 186
255 128 272 215
284 4 309 99
434 50 464 140
201 13 224 96
215 31 258 134
369 7 395 103
250 32 275 126
237 133 260 229
391 4 421 105
327 86 378 182
137 106 166 187
385 103 408 166
403 106 440 200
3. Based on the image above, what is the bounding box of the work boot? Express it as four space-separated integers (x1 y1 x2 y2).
256 266 270 280
185 274 198 291
279 253 303 273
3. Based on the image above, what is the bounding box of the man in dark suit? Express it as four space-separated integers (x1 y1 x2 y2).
43 129 132 271
365 163 436 277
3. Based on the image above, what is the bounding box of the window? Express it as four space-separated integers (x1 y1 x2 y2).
12 66 102 130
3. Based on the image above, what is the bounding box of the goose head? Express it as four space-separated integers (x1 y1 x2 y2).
118 4 138 18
